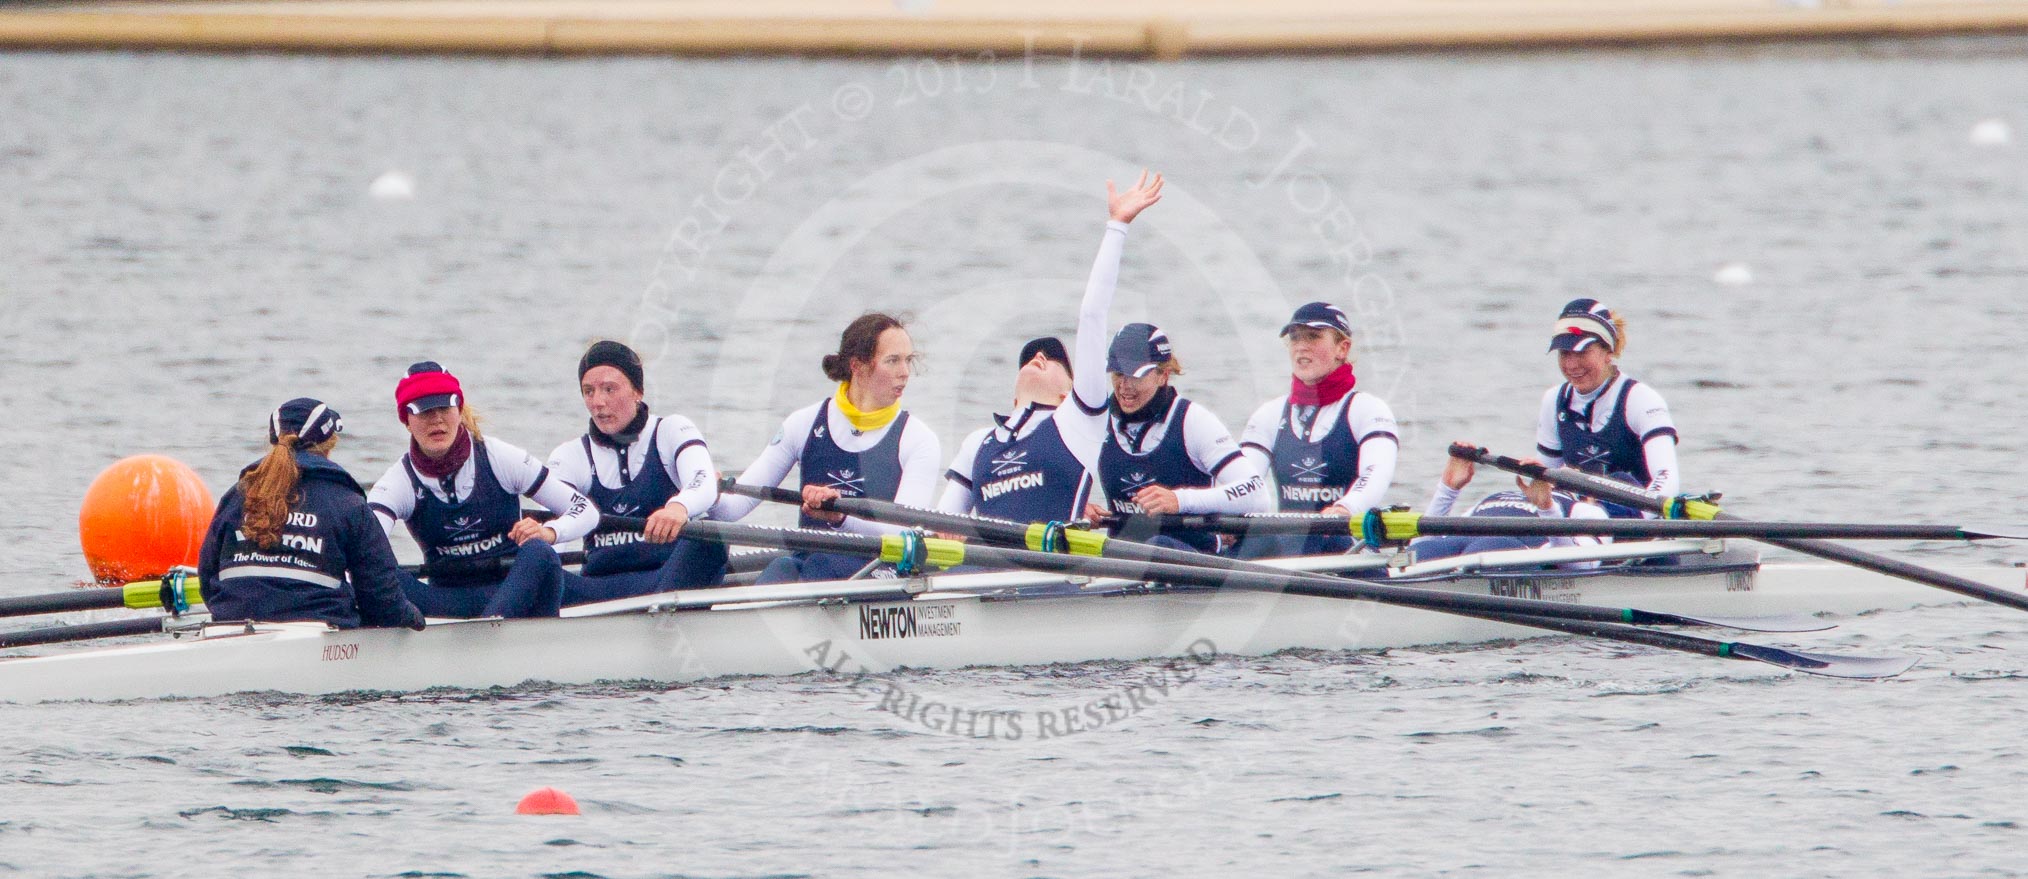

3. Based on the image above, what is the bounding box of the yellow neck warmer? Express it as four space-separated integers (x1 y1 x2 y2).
834 382 900 432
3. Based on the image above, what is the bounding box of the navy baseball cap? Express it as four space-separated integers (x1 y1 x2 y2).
1548 298 1619 353
1106 323 1173 378
1017 336 1072 376
1280 301 1351 337
269 397 343 448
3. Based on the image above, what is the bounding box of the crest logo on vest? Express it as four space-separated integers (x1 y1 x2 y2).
989 449 1029 477
1574 444 1610 470
824 468 865 495
448 515 484 541
1291 457 1329 482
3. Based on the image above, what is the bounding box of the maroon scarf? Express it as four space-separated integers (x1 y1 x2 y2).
410 426 472 480
1290 364 1356 407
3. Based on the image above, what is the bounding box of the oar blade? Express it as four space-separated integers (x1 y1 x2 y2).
1726 642 1916 679
1661 612 1835 633
1958 524 2028 541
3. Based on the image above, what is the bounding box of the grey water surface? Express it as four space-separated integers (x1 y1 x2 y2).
0 38 2025 877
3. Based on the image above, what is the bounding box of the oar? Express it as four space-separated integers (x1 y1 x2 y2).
0 572 204 620
0 616 172 650
1450 443 2028 614
1105 511 2028 543
666 519 1910 678
716 482 1820 634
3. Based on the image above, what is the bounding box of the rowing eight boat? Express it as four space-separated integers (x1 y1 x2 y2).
1 539 2011 703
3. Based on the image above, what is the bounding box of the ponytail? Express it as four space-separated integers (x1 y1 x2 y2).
1611 315 1630 356
459 404 486 442
239 434 338 548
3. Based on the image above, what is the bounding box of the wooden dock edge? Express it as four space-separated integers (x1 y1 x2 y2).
1 7 2027 56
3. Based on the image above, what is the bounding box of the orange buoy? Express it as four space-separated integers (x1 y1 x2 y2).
516 787 580 815
79 455 213 585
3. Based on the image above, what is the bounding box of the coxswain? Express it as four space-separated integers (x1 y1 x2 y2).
711 313 942 583
546 340 729 604
366 362 599 618
935 336 1094 524
1059 171 1271 554
1535 298 1680 500
1407 449 1609 569
1236 301 1399 557
198 398 425 630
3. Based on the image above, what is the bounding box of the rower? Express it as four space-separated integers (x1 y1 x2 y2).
198 398 425 630
935 336 1094 524
1536 298 1680 502
1059 171 1270 554
1407 449 1610 569
1236 301 1399 558
546 341 728 604
711 313 942 583
366 362 599 618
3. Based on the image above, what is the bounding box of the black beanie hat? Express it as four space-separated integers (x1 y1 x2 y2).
578 340 645 392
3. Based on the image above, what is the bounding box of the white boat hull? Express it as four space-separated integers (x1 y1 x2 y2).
0 557 2016 703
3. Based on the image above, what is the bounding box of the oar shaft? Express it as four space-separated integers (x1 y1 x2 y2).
0 616 165 649
0 589 124 618
1449 444 2028 613
1106 513 1347 537
717 482 1031 543
710 483 1814 635
1400 516 1989 542
678 520 1694 632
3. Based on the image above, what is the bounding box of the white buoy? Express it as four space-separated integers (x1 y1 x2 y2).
1713 263 1754 286
369 170 416 201
1969 119 2012 147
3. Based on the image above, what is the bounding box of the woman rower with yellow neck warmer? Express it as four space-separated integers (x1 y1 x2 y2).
710 312 943 584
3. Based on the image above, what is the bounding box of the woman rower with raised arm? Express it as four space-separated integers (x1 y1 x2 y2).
547 340 728 604
1236 301 1399 557
367 362 599 619
1059 171 1271 554
935 337 1093 524
1534 299 1680 501
711 313 942 583
199 398 425 630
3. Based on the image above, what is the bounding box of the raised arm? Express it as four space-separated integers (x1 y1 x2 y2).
1068 171 1164 419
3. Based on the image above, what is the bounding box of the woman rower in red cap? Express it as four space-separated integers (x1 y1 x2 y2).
366 362 600 619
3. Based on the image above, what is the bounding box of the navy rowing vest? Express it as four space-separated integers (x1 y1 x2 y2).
1100 397 1218 553
1555 378 1651 485
972 412 1088 523
403 440 521 584
798 399 909 529
1468 490 1576 518
1270 394 1361 513
579 420 681 577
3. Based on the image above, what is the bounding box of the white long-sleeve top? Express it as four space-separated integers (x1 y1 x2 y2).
1240 391 1399 514
1057 219 1269 515
545 413 718 519
708 397 942 537
1535 373 1680 497
368 436 600 544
